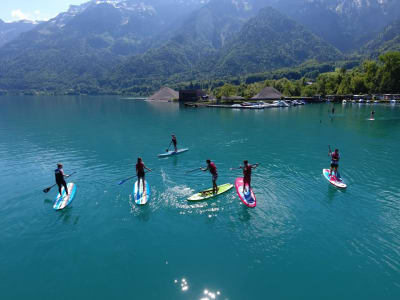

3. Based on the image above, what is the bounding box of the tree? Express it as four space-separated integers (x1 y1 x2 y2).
379 52 400 93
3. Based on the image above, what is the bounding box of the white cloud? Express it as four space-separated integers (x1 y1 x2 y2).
10 9 50 22
11 9 28 20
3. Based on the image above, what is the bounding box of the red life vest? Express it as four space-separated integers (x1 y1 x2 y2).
243 165 252 178
209 162 217 175
136 162 145 173
331 152 339 161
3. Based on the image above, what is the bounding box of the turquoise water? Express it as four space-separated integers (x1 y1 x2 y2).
1 96 400 300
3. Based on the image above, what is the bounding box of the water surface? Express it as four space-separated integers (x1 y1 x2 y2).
0 96 399 300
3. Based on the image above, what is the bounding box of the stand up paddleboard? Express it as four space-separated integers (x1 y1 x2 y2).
158 148 189 158
53 183 77 210
322 169 347 189
134 180 150 205
187 183 233 201
235 177 256 208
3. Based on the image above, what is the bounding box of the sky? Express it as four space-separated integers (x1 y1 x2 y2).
0 0 88 22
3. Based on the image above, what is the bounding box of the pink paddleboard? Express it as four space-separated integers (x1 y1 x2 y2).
322 169 347 189
235 177 256 208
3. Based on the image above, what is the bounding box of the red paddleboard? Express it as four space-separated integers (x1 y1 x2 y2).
322 169 347 189
235 177 256 208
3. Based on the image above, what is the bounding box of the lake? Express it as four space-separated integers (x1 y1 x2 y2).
0 96 399 300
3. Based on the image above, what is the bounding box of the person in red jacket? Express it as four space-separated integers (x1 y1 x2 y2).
136 157 152 192
201 160 218 194
329 149 340 177
239 160 259 194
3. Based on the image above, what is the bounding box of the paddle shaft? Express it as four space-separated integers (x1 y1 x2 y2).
43 172 76 193
119 170 151 185
186 167 203 174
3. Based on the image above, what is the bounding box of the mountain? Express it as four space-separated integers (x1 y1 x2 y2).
361 18 400 57
213 7 343 76
266 0 400 52
0 0 208 92
109 0 265 90
0 0 398 94
109 4 343 91
0 19 37 48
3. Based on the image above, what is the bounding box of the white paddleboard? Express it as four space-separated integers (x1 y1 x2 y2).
158 148 189 158
134 180 150 205
53 183 77 210
322 169 347 189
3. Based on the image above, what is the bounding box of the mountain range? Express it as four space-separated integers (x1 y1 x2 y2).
0 0 399 94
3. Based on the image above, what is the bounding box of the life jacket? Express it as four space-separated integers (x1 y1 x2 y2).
331 152 339 162
209 162 217 175
243 165 252 178
136 162 145 174
54 168 64 183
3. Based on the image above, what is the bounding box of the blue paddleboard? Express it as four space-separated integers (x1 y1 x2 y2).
53 183 77 210
134 180 150 205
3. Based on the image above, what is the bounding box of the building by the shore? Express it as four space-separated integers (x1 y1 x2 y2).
147 87 179 102
252 87 282 100
179 90 207 102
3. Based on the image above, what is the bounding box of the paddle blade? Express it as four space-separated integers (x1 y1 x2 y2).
43 187 51 193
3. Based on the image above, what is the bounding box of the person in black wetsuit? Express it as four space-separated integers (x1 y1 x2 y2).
55 163 70 196
171 134 177 152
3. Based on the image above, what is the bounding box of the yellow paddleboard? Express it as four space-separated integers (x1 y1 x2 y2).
187 183 233 201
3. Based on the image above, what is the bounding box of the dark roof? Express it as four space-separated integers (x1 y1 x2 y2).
148 87 178 101
252 87 282 100
221 96 245 100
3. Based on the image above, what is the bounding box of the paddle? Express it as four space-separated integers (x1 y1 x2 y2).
230 163 260 171
166 141 172 152
118 170 153 185
185 167 203 174
118 175 136 185
43 172 76 193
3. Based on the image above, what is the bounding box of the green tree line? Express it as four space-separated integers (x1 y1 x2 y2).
210 52 400 99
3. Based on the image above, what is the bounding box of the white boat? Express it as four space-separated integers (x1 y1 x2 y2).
342 100 347 104
272 100 289 107
374 100 379 104
292 100 303 106
352 100 356 103
390 99 397 104
231 104 242 108
366 100 370 104
358 99 364 103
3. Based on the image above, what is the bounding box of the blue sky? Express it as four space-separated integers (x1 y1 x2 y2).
1 0 88 22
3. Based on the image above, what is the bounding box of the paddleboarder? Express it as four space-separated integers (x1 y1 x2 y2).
55 163 70 196
329 148 340 177
201 160 218 194
371 110 375 119
168 134 178 152
239 161 259 194
136 157 152 192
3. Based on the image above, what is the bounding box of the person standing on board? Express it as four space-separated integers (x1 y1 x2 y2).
239 160 259 194
171 134 178 152
371 110 375 119
55 163 70 196
329 148 340 177
136 157 152 192
201 160 218 194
